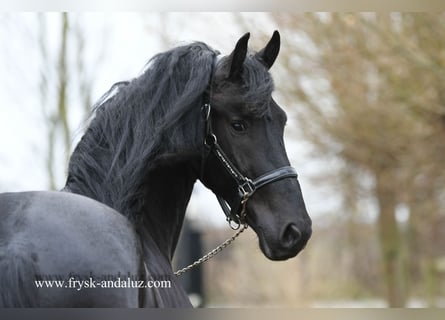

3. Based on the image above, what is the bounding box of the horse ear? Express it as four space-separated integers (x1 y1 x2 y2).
255 30 280 70
227 32 250 80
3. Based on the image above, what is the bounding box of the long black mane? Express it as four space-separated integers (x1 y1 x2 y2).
66 42 218 220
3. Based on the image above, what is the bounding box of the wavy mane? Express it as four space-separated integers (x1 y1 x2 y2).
66 42 218 218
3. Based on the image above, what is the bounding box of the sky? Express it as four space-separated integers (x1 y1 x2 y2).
0 13 345 227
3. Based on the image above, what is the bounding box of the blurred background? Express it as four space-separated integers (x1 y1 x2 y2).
0 12 444 307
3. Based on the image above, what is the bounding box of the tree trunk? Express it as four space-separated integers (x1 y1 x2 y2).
58 12 71 167
375 168 406 307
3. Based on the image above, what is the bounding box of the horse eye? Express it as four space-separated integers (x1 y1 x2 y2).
231 121 247 132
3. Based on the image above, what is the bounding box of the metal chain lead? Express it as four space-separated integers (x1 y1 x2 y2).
174 193 250 277
174 223 247 276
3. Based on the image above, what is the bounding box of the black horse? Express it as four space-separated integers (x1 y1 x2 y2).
0 31 311 307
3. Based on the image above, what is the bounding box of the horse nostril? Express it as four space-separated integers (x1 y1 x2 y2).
281 223 302 249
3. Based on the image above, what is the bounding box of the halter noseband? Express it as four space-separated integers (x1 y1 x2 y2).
201 56 298 229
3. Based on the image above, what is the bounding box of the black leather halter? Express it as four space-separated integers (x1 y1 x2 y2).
201 71 298 229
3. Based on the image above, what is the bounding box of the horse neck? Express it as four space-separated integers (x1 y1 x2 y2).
138 160 198 262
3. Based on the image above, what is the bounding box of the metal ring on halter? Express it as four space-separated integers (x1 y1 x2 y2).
204 134 217 147
225 192 249 231
228 218 241 230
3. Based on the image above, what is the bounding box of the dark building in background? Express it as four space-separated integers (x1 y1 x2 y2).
174 219 204 307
